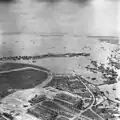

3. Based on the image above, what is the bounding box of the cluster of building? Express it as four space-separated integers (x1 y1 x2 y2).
27 87 84 120
0 76 89 120
48 76 86 95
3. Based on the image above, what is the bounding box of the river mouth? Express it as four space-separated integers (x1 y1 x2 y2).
0 62 51 94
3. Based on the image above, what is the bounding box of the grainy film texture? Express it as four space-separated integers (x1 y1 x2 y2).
0 0 119 120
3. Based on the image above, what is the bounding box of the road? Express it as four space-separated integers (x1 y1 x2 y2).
0 63 117 120
71 75 104 120
0 63 52 93
0 65 53 89
0 1 119 119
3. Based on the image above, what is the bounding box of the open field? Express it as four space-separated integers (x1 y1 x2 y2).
0 62 49 94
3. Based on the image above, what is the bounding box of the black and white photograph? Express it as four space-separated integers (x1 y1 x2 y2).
0 0 119 120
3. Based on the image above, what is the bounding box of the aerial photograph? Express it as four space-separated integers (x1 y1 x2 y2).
0 0 119 120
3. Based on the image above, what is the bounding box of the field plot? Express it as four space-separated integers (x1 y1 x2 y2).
28 104 58 120
42 100 62 111
0 69 48 91
82 109 103 120
0 62 50 94
41 100 75 116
